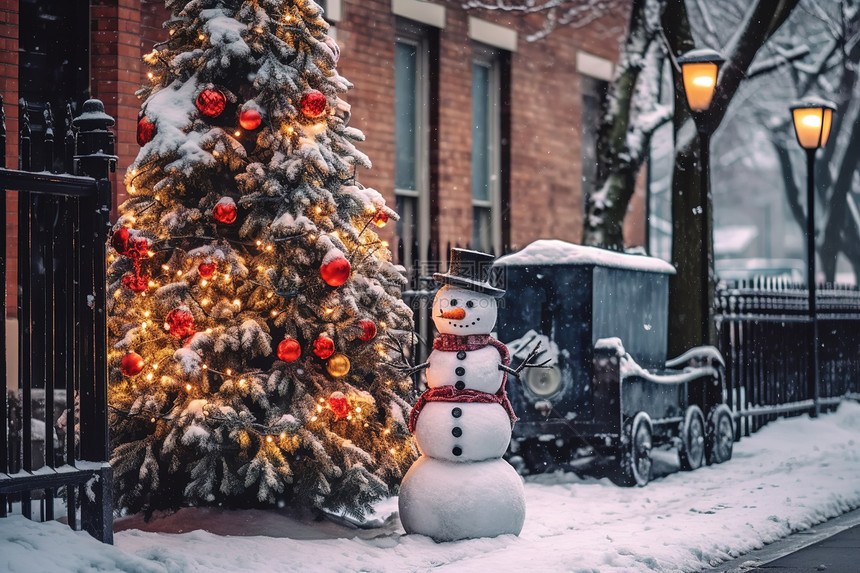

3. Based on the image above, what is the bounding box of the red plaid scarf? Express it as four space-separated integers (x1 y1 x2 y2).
408 334 516 433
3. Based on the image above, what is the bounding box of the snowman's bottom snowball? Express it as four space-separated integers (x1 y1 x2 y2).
398 456 525 541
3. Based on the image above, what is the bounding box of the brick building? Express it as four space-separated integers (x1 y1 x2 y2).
3 0 642 280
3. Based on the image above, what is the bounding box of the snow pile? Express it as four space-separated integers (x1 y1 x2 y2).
2 401 860 572
496 239 676 274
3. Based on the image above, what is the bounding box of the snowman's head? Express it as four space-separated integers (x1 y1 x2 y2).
432 285 497 335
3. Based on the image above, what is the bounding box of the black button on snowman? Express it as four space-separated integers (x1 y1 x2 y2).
398 248 526 542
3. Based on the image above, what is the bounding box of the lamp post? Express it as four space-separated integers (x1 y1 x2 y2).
677 48 724 347
790 97 835 418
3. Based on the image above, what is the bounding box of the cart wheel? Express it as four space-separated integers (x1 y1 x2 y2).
679 405 706 471
611 412 652 487
706 404 734 465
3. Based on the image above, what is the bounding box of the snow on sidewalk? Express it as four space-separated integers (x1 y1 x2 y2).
3 401 860 573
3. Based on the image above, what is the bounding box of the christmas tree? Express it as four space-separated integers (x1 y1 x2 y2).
108 0 416 518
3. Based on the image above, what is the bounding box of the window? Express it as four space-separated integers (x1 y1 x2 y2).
471 48 502 255
394 24 430 276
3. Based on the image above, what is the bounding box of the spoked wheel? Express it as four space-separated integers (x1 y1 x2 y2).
679 405 706 471
706 404 734 465
611 412 652 487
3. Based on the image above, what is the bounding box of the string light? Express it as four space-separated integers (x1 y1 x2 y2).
198 33 206 41
185 384 192 391
266 435 273 443
201 279 208 286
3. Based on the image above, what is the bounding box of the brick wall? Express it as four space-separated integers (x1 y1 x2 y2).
0 0 17 313
90 0 144 212
335 0 642 256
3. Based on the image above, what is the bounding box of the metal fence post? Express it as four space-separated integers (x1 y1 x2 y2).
71 99 115 544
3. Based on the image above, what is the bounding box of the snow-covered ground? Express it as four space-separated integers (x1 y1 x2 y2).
3 401 860 573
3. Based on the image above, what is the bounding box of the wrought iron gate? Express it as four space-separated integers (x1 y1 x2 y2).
0 97 114 543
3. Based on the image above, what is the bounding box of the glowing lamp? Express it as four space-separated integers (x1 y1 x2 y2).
790 98 835 150
326 353 351 378
677 49 724 113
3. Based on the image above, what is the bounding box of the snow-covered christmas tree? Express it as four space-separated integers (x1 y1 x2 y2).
107 0 416 518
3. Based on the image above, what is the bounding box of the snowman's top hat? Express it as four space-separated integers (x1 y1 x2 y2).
433 248 505 297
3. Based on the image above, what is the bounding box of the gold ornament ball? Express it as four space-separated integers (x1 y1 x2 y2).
326 353 351 378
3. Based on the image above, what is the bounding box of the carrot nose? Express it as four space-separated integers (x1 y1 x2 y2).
439 308 466 320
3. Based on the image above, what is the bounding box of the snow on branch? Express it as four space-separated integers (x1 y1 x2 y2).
460 0 626 41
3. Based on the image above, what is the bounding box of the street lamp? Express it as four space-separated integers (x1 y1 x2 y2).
677 48 725 346
790 97 835 418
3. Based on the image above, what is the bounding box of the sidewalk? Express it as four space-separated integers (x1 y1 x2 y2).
712 507 860 572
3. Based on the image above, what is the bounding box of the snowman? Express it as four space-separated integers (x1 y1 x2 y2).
398 249 529 542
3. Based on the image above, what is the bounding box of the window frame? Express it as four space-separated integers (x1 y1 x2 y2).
471 44 503 255
394 21 432 270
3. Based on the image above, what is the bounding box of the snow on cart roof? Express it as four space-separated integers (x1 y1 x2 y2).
495 240 676 274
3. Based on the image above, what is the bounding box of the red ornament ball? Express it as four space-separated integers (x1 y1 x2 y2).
327 391 350 419
126 237 150 260
372 211 389 228
239 108 262 130
122 272 150 293
120 352 145 376
196 88 226 118
358 319 377 342
213 197 237 224
277 338 301 362
136 116 156 146
300 90 328 118
313 335 335 360
198 261 216 279
165 307 196 339
111 228 131 255
320 256 351 287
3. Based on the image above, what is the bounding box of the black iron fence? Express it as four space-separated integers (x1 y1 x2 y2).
0 97 115 543
403 270 860 441
715 280 860 437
